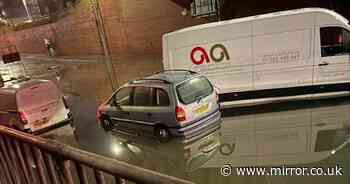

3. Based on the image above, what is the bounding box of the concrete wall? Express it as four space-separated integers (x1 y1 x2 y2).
0 0 206 57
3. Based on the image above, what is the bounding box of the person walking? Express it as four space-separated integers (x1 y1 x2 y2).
44 38 56 57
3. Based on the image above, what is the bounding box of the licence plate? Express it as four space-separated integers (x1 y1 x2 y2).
33 118 48 128
195 103 209 114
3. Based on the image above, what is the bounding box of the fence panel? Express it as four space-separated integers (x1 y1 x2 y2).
0 126 194 184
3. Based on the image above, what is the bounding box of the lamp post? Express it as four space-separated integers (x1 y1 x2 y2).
89 0 118 91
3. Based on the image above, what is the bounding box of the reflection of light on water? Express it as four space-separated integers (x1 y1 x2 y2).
111 141 142 156
330 137 350 156
112 142 124 156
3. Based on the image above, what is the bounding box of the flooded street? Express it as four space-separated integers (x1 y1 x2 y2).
52 96 350 184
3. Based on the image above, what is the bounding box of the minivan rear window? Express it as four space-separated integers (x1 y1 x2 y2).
176 76 213 105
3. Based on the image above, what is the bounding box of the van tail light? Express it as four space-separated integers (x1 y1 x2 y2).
62 97 69 109
19 111 28 124
176 106 186 122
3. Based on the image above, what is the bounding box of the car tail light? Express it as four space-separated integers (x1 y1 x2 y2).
19 111 28 124
176 106 186 122
62 97 69 109
184 147 191 161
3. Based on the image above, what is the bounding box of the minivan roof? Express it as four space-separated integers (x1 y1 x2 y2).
0 79 52 94
144 70 199 84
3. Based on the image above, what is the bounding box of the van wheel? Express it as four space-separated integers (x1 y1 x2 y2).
154 126 171 142
101 118 113 132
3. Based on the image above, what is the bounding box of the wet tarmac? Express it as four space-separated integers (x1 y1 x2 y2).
43 95 350 184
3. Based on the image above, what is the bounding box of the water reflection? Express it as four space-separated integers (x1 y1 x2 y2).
92 98 350 183
107 123 221 177
205 100 350 168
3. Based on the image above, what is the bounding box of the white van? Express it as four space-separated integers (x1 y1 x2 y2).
162 8 350 107
0 78 73 134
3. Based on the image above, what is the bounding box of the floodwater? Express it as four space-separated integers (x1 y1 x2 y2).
70 96 350 184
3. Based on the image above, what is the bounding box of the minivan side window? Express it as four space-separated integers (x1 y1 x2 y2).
133 87 152 106
155 89 170 106
320 27 350 57
114 87 132 106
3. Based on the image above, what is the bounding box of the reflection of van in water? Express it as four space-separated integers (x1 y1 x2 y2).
163 8 350 107
203 100 350 168
0 78 73 133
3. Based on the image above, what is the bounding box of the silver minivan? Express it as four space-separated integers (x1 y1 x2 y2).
0 77 73 134
97 70 222 140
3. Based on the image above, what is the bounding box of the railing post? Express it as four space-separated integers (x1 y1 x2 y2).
63 160 76 184
33 147 51 184
45 153 61 184
13 140 31 184
0 135 19 184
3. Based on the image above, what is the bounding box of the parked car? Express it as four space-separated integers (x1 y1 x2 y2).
97 70 222 140
163 8 350 107
0 77 73 134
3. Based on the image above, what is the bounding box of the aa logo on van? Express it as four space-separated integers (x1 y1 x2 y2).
190 44 230 65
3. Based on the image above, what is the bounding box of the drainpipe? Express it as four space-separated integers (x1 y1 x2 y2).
89 0 118 91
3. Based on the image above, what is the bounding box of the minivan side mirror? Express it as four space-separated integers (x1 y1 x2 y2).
112 100 119 107
111 97 121 107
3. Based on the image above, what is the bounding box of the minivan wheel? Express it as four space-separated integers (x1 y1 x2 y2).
155 126 170 142
101 119 113 132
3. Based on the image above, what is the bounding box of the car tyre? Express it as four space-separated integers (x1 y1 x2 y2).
155 126 171 142
101 118 113 132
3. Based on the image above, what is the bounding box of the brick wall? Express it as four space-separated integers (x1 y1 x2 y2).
1 0 206 57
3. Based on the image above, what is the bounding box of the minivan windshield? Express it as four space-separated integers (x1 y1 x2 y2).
176 76 213 105
17 82 59 111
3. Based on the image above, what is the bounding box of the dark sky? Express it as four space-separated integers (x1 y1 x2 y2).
219 0 350 20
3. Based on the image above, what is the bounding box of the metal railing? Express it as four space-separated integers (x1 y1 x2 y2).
0 125 194 184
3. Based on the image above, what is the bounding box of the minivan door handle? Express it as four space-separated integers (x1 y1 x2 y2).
147 113 152 117
318 62 329 66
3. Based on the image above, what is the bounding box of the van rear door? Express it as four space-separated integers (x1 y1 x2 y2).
16 81 66 131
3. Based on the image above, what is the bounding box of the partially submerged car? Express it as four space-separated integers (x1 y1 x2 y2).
97 70 222 140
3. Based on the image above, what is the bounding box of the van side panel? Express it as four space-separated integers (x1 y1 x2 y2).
162 35 170 70
252 14 315 90
167 22 253 93
164 9 349 104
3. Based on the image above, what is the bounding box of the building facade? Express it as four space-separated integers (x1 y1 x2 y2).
0 0 206 56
